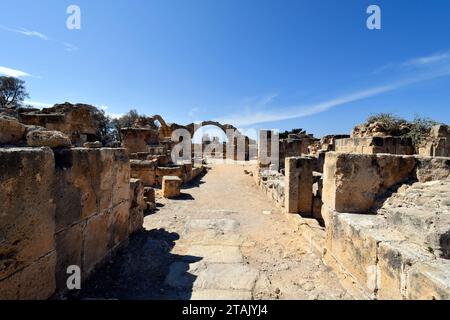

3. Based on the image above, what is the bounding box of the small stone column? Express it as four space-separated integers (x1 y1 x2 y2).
162 176 182 198
285 157 313 216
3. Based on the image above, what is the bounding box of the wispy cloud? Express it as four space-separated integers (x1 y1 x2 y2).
63 42 79 52
403 52 450 68
0 24 49 40
0 66 31 78
0 24 78 52
216 52 450 127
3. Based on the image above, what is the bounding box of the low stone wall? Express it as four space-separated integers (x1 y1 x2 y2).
335 136 415 155
0 147 144 299
418 125 450 157
120 127 159 154
322 152 450 215
321 152 450 299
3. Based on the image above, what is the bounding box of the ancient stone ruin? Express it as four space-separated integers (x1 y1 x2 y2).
254 120 450 299
1 104 450 300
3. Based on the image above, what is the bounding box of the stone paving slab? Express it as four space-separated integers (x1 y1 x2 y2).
184 245 243 264
165 261 259 291
184 218 240 233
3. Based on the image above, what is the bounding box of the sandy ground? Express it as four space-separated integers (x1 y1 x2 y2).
76 164 353 300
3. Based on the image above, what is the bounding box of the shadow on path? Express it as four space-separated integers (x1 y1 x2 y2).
70 228 202 300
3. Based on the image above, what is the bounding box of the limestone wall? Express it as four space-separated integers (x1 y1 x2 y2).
418 125 450 157
322 152 450 215
335 137 415 155
321 152 450 299
0 147 144 299
120 128 159 154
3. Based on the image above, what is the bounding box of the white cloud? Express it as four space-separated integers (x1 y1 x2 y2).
16 28 49 40
0 66 31 78
0 24 79 52
107 113 124 119
403 52 450 67
24 100 53 108
0 25 49 40
216 52 450 127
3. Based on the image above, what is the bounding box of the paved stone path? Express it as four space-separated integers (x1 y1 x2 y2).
77 164 352 300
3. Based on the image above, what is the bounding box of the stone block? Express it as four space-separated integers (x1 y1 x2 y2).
377 242 423 300
406 261 450 300
322 153 415 213
162 176 182 198
415 156 450 182
53 148 130 231
83 211 111 275
109 202 130 249
430 125 450 139
0 116 25 145
326 213 380 295
55 223 83 291
0 252 56 300
156 166 184 184
284 157 313 215
26 130 71 148
0 148 55 281
130 160 157 186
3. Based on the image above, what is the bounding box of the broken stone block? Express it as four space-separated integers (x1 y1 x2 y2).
144 186 156 204
129 179 145 233
83 141 103 148
162 176 182 198
0 115 26 144
430 124 450 139
27 130 72 148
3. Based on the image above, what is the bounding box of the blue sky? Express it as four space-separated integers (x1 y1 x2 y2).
1 0 449 137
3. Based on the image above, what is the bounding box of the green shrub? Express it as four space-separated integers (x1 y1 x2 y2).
406 116 440 145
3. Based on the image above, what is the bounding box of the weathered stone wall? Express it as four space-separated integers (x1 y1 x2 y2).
322 152 450 215
120 128 159 154
130 159 158 186
321 152 450 299
0 148 56 299
418 125 450 157
18 104 100 146
0 147 144 299
335 137 415 155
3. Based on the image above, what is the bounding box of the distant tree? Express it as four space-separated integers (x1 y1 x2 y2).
116 109 140 128
91 108 120 146
0 76 30 108
279 128 309 139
